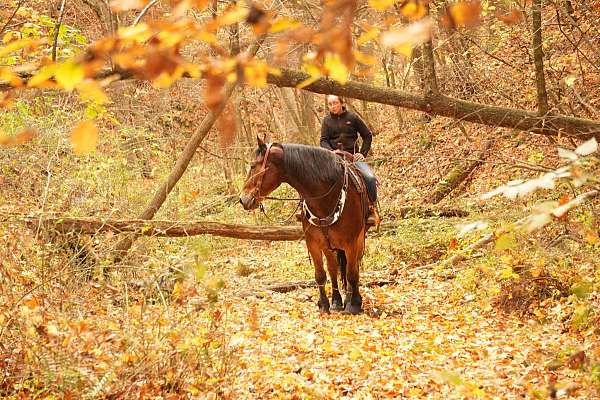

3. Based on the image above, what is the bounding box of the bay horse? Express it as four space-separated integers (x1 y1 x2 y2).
240 137 370 314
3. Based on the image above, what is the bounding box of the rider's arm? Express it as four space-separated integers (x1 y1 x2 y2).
319 117 334 150
354 115 372 156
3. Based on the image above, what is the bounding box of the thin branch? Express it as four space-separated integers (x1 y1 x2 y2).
133 0 159 26
0 0 25 36
52 0 68 62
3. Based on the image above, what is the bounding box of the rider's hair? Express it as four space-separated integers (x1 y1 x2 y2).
326 94 345 104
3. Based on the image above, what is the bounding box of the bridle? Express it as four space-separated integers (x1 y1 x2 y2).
247 143 350 227
250 142 273 203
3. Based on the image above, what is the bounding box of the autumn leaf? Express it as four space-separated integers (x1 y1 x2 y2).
0 38 43 58
381 18 432 56
77 80 110 104
0 92 14 108
323 52 348 84
110 0 149 12
0 128 37 146
495 232 516 251
400 1 427 21
27 63 58 88
0 67 23 88
441 1 481 29
218 3 249 26
55 60 85 91
269 17 301 34
244 61 269 87
70 120 98 155
357 28 380 46
368 0 396 11
496 9 523 25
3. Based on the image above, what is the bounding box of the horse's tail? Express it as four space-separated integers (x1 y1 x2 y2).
336 250 347 292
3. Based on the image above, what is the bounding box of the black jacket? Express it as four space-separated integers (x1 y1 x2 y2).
319 110 372 156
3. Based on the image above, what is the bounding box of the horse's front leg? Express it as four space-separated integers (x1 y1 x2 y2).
307 239 329 313
324 250 343 311
342 242 364 315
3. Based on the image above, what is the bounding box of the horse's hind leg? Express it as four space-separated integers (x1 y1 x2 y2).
324 250 343 311
337 250 347 293
342 245 364 315
307 240 330 313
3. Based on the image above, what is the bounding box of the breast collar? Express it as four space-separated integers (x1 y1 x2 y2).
302 161 349 227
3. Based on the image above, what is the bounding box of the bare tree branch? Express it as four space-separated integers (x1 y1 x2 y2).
133 0 159 26
52 0 68 62
0 0 25 36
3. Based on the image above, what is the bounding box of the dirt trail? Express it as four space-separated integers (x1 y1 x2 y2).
220 268 596 399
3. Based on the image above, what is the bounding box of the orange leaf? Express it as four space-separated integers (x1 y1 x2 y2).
70 121 98 155
441 1 481 29
448 238 458 250
496 9 523 25
23 297 40 309
110 0 148 12
0 128 37 146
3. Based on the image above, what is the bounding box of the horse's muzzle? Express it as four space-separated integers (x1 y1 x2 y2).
239 192 259 210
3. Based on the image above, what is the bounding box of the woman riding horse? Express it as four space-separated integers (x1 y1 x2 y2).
240 138 370 314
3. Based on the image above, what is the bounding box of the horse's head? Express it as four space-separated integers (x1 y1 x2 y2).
240 136 284 210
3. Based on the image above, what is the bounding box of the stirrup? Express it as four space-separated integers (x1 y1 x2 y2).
366 205 381 230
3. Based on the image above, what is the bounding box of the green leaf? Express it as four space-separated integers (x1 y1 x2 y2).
570 281 593 299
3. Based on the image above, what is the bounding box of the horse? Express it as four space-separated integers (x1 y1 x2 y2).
240 137 370 314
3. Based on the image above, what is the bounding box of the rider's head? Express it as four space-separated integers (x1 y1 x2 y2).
326 95 344 115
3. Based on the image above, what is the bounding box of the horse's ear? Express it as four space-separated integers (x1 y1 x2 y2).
256 135 265 149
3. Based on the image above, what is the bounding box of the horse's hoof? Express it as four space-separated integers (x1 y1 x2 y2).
318 302 330 313
331 302 344 311
342 304 363 315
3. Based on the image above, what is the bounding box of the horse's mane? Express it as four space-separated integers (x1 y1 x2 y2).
280 144 343 185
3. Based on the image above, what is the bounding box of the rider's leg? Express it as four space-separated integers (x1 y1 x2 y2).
355 161 380 227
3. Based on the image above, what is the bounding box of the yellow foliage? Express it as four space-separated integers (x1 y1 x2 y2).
324 52 348 84
55 60 85 91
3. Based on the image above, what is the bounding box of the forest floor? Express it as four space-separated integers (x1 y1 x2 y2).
1 94 599 399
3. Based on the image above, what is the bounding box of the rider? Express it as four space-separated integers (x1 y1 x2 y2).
319 94 380 227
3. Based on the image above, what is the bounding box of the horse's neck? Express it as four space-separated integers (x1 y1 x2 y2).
284 162 343 217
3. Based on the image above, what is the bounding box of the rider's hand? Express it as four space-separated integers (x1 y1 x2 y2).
353 153 365 162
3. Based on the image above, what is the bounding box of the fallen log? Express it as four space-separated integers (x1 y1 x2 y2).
6 214 305 241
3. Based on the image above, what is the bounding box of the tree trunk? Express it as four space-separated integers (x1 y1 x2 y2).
532 0 549 115
278 87 304 138
426 139 493 204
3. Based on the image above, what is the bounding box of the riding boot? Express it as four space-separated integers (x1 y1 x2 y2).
366 203 381 229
